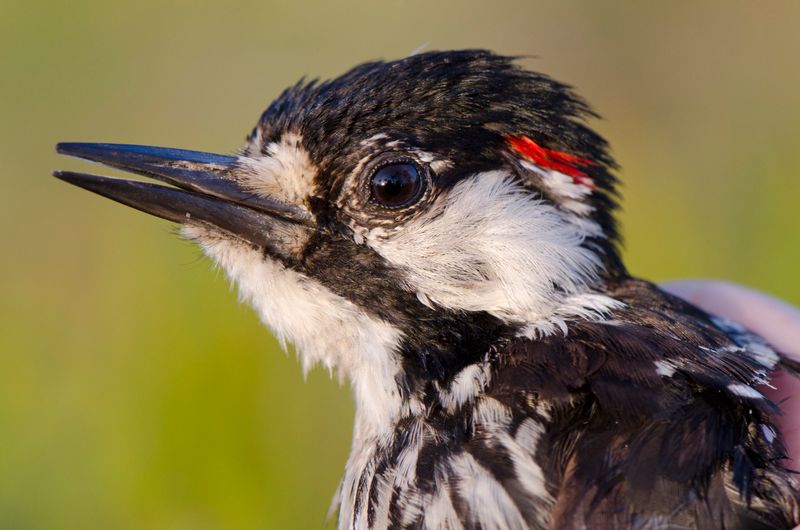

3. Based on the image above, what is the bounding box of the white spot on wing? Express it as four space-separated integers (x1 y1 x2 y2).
727 383 765 399
655 360 677 377
761 424 776 444
746 342 780 369
711 316 780 369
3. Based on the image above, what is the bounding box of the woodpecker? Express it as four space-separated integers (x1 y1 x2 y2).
55 50 799 529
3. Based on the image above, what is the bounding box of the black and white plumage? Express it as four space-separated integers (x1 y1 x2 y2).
54 50 799 529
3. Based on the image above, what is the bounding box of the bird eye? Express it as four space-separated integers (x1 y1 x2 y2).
369 162 423 208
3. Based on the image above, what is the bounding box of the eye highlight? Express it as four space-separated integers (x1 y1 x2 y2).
369 161 424 208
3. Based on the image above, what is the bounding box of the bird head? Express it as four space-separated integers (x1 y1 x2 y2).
56 50 624 432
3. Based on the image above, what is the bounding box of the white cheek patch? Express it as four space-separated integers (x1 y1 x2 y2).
181 225 406 435
236 132 317 205
366 171 620 333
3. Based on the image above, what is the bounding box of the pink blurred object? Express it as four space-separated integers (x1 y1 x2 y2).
663 280 800 481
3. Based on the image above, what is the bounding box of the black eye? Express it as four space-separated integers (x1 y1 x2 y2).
369 162 423 208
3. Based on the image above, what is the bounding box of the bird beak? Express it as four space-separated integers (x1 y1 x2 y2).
54 143 314 248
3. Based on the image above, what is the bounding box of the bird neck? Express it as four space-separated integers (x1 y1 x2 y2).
348 273 627 439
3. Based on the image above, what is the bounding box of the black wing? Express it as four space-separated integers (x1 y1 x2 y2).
490 279 800 529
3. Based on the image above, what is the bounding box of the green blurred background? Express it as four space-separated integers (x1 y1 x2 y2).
1 1 799 528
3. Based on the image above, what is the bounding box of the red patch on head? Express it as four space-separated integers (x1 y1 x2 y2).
506 136 596 189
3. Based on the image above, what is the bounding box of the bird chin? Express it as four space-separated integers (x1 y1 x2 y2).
181 223 411 436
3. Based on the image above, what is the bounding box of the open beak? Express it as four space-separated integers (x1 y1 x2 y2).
54 143 313 248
